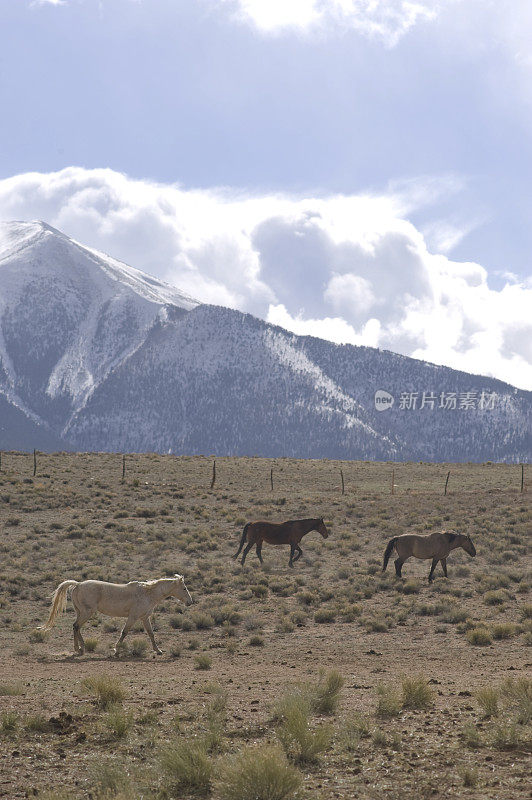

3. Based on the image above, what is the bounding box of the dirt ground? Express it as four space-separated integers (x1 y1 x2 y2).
0 453 530 799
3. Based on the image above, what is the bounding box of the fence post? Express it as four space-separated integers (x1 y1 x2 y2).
270 468 274 492
444 470 450 495
122 454 126 480
391 469 395 495
521 464 525 493
33 449 37 477
210 460 216 489
340 469 345 495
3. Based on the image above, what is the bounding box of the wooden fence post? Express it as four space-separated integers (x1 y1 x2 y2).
521 464 525 493
33 449 37 477
444 470 450 495
0 451 2 471
340 469 345 495
270 468 274 492
391 469 395 495
210 460 216 489
122 454 126 480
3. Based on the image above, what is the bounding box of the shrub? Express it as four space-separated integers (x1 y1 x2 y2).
314 608 336 624
372 727 388 746
29 629 47 644
376 683 402 718
401 580 420 595
249 635 264 647
217 744 301 800
194 654 212 671
475 687 499 718
1 711 18 733
160 738 213 795
311 670 344 715
84 637 98 653
340 713 371 752
491 721 520 750
104 706 134 739
82 675 125 708
491 624 517 640
521 604 532 620
129 637 148 658
191 612 215 630
401 676 433 710
460 767 478 788
275 693 331 764
24 714 50 733
483 590 507 606
466 627 492 646
500 677 532 724
461 722 482 748
90 760 131 796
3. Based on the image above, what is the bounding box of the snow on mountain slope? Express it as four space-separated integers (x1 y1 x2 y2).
0 221 198 424
0 221 530 460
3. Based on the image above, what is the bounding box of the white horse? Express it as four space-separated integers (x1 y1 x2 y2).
40 575 193 655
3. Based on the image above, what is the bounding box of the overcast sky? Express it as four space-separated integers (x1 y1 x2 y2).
1 0 531 389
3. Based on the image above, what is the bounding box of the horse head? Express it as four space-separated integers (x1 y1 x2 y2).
317 518 329 539
461 534 476 557
172 574 194 605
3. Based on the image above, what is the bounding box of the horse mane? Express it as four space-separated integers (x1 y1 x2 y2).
444 532 457 544
285 518 321 525
141 577 171 587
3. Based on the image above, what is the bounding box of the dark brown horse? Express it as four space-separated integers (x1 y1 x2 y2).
234 518 328 568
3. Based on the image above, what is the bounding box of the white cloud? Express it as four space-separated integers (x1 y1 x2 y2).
0 166 531 390
218 0 452 45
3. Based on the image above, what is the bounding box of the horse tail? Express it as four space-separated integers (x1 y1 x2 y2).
233 523 251 559
40 580 79 631
382 538 398 572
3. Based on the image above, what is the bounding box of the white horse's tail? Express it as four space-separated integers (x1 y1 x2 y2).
40 580 79 631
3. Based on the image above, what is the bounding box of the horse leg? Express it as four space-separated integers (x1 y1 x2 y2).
73 609 92 655
241 541 253 565
255 541 263 564
428 558 438 583
114 613 136 655
142 616 162 655
293 544 303 563
441 558 448 578
289 543 296 568
394 557 404 577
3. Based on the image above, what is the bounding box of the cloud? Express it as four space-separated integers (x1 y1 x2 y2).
216 0 453 46
0 166 531 390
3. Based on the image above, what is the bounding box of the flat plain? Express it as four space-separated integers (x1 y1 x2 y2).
0 453 530 800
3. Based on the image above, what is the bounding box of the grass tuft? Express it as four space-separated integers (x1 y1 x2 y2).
217 744 301 800
160 738 213 795
376 683 402 717
82 674 126 709
401 676 433 710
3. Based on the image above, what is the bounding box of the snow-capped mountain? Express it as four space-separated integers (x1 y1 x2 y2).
0 221 530 461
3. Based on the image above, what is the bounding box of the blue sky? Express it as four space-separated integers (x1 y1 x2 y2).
1 0 531 388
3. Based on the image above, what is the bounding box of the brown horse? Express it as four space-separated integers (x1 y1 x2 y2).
382 531 476 583
234 518 328 567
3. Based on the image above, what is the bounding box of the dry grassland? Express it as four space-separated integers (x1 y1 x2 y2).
0 453 530 799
